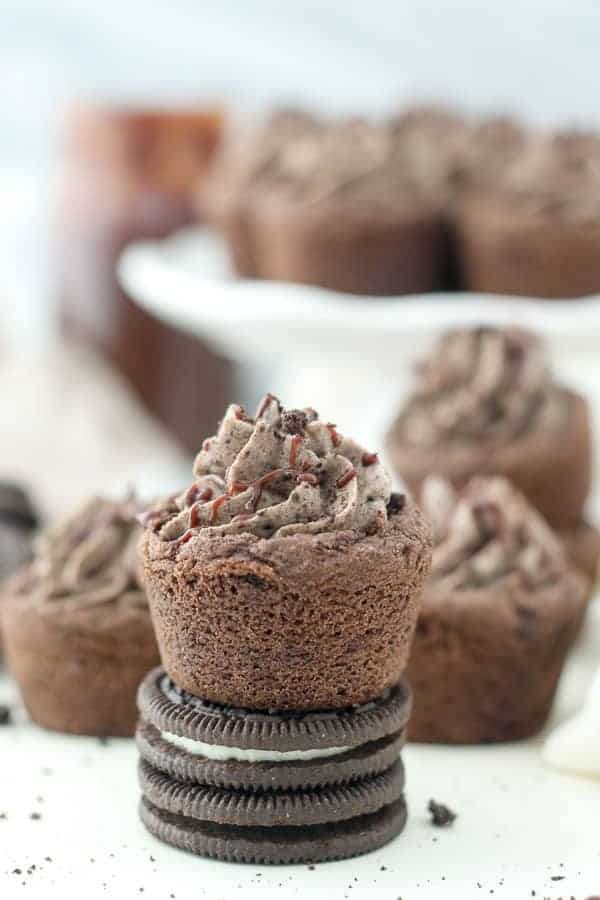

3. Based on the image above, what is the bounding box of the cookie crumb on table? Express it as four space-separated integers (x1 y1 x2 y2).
427 798 457 826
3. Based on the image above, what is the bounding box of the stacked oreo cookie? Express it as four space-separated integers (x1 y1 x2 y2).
135 395 432 863
136 668 411 863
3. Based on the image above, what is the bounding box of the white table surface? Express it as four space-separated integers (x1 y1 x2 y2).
1 598 599 900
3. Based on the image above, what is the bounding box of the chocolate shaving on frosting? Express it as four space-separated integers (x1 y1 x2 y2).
421 475 567 591
398 327 566 446
150 394 392 542
17 497 146 609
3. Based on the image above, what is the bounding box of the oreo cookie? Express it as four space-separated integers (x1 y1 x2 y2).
139 795 408 865
137 667 411 789
0 482 38 530
0 483 38 587
136 667 410 863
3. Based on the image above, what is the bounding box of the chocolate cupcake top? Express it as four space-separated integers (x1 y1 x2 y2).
269 117 397 202
211 109 320 191
10 496 145 609
421 475 567 591
396 327 566 447
146 394 394 544
229 112 439 207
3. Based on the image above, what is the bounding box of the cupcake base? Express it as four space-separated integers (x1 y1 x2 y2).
405 571 588 744
456 192 600 299
1 574 159 736
253 193 449 296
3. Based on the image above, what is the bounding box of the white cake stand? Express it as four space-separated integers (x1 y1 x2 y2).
118 226 600 459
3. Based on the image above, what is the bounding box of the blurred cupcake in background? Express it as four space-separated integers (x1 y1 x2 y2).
198 108 320 278
406 475 589 743
1 496 159 736
456 129 600 298
203 110 451 295
385 326 599 583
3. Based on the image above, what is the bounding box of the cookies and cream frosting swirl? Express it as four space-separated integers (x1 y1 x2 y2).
233 113 433 204
19 496 145 608
148 394 393 543
421 476 567 591
398 327 566 447
500 133 600 222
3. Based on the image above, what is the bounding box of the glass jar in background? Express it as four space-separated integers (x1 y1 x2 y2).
56 104 232 451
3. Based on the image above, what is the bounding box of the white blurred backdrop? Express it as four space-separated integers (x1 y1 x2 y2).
2 0 600 345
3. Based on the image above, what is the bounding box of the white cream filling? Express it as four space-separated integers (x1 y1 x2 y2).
161 730 350 763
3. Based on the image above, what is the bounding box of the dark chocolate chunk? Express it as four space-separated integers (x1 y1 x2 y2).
427 799 457 827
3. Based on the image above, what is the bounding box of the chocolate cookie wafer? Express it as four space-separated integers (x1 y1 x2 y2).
139 794 408 865
137 667 410 791
137 761 407 864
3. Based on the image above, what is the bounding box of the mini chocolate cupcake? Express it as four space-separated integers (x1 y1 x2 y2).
456 131 600 297
385 326 592 531
251 117 449 296
140 394 432 711
1 497 159 736
406 476 588 743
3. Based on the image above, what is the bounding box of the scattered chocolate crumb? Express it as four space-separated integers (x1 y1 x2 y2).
0 812 6 820
380 866 387 871
149 855 155 863
0 704 12 725
428 799 457 827
29 812 41 820
308 865 315 871
550 876 565 882
98 737 110 746
13 868 22 875
44 857 52 863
